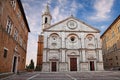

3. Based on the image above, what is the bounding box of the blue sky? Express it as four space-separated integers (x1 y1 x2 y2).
21 0 120 66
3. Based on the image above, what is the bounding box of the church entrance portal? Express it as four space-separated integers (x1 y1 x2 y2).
90 61 95 71
51 62 57 71
70 58 77 71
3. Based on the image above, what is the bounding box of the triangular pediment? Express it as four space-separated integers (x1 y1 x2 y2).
44 16 100 32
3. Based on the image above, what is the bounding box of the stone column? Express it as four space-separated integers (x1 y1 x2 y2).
99 50 103 62
82 50 86 62
61 32 65 48
43 50 47 62
44 33 48 48
61 50 65 62
81 34 85 48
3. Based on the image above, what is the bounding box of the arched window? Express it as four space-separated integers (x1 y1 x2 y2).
86 34 94 41
86 34 95 49
50 33 59 41
67 34 78 43
45 17 47 23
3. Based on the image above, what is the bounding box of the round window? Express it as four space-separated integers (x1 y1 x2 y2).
70 36 76 43
71 37 75 41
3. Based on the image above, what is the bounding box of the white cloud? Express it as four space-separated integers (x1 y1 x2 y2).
100 25 106 29
52 6 59 21
89 0 114 21
51 0 83 23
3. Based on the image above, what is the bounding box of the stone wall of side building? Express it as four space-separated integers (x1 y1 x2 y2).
0 0 30 73
101 15 120 70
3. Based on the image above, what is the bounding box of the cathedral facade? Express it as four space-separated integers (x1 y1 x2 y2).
37 5 104 72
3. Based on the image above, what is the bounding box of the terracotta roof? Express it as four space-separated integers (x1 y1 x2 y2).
44 15 100 32
100 15 120 38
17 0 30 32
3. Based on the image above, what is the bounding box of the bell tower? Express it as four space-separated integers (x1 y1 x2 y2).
42 4 52 30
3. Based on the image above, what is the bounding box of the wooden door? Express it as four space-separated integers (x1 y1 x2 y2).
52 62 57 71
70 58 77 71
90 61 95 71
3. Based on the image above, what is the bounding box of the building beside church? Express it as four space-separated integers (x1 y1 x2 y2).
0 0 30 73
36 35 44 71
37 5 103 72
101 15 120 70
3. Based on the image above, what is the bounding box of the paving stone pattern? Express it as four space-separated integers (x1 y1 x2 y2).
1 71 120 80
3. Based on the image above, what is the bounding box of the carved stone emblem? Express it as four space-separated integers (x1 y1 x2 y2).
67 20 77 29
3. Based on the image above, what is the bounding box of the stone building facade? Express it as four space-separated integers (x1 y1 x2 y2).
37 5 103 72
0 0 30 73
101 15 120 70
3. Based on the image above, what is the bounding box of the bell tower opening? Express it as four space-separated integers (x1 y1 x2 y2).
45 17 47 23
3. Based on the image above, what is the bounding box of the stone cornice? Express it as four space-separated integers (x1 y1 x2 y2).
43 48 101 50
43 30 99 33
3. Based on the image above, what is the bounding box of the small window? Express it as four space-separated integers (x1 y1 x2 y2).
22 57 24 63
3 48 8 58
118 26 120 32
19 36 23 46
45 17 47 23
117 62 119 65
10 0 16 10
6 17 12 35
116 56 118 60
113 44 117 51
18 56 20 62
13 28 18 41
112 31 115 38
71 36 75 42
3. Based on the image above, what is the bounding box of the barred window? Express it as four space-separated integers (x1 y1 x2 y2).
6 17 13 35
10 0 16 10
13 28 18 41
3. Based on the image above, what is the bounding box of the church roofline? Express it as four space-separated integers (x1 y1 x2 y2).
43 16 100 32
